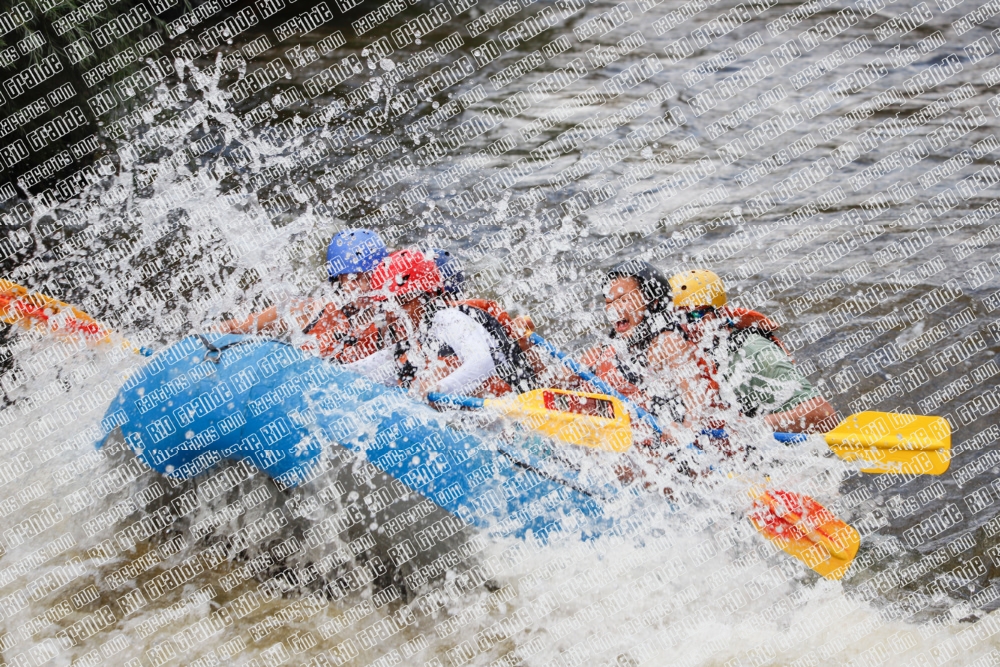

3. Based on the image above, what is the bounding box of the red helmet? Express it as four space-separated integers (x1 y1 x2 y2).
369 249 444 300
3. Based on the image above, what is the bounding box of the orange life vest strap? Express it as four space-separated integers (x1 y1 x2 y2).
705 306 793 358
580 346 645 400
305 303 384 363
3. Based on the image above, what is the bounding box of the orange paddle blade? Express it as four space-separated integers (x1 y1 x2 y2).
0 280 146 354
1 280 105 337
748 489 860 580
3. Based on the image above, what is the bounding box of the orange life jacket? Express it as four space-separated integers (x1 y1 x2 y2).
580 332 723 423
579 346 647 401
304 302 384 363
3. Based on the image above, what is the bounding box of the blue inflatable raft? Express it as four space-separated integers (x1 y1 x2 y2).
99 335 644 541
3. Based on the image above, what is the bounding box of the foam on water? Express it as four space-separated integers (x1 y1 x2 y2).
1 330 998 664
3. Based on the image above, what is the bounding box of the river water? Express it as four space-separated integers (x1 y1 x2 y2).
2 0 1000 664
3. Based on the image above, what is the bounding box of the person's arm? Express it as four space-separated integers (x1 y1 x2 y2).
420 309 496 396
216 300 322 335
216 306 283 334
342 345 397 384
764 395 838 433
730 335 836 433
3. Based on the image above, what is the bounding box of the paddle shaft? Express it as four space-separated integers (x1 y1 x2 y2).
427 393 483 408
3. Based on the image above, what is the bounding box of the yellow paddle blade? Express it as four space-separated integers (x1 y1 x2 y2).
0 280 142 354
747 487 860 580
485 388 633 452
824 411 951 475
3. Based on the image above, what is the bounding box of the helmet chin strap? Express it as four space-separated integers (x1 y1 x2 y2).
618 307 685 359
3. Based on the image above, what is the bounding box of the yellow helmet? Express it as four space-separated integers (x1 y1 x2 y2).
669 269 727 309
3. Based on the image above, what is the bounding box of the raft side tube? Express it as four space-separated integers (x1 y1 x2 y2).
99 335 621 541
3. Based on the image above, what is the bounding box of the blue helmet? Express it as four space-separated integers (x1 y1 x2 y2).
327 229 388 280
432 248 465 294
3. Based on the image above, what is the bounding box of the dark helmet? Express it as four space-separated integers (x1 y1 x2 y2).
604 259 674 314
431 248 464 295
603 259 682 351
